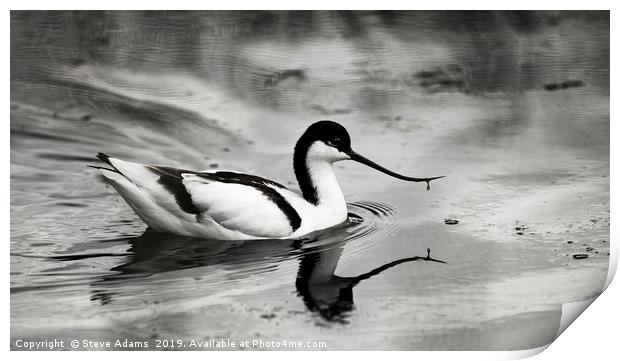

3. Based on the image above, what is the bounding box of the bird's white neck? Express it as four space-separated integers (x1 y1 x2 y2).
305 159 347 215
294 140 349 224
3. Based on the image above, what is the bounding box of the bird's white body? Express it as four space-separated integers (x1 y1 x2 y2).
98 142 349 240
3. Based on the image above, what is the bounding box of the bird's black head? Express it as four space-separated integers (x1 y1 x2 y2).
293 120 445 204
293 120 353 204
296 120 352 156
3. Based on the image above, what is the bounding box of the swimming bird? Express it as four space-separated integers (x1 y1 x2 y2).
91 120 444 240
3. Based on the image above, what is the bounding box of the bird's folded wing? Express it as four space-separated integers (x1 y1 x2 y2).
182 173 297 238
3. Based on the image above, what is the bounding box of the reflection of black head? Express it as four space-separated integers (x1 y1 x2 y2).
295 249 355 323
295 280 355 323
295 245 446 323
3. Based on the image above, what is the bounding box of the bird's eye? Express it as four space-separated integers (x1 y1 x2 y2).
325 138 341 148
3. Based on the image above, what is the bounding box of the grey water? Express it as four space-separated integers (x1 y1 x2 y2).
11 11 609 350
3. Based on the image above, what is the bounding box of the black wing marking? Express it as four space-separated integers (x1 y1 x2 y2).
148 166 301 232
208 171 287 189
149 166 201 214
196 172 301 232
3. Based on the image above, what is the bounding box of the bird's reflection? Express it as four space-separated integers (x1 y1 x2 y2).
81 214 445 323
295 230 445 323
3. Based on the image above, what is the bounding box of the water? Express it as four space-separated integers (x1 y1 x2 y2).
10 11 609 350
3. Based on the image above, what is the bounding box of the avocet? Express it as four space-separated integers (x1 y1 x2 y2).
91 120 444 240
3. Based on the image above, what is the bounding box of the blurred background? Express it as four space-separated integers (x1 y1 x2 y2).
11 11 610 103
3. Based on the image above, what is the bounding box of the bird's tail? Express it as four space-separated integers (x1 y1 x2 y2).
87 153 120 173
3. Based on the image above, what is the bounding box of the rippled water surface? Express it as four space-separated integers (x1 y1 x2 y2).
11 11 609 350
